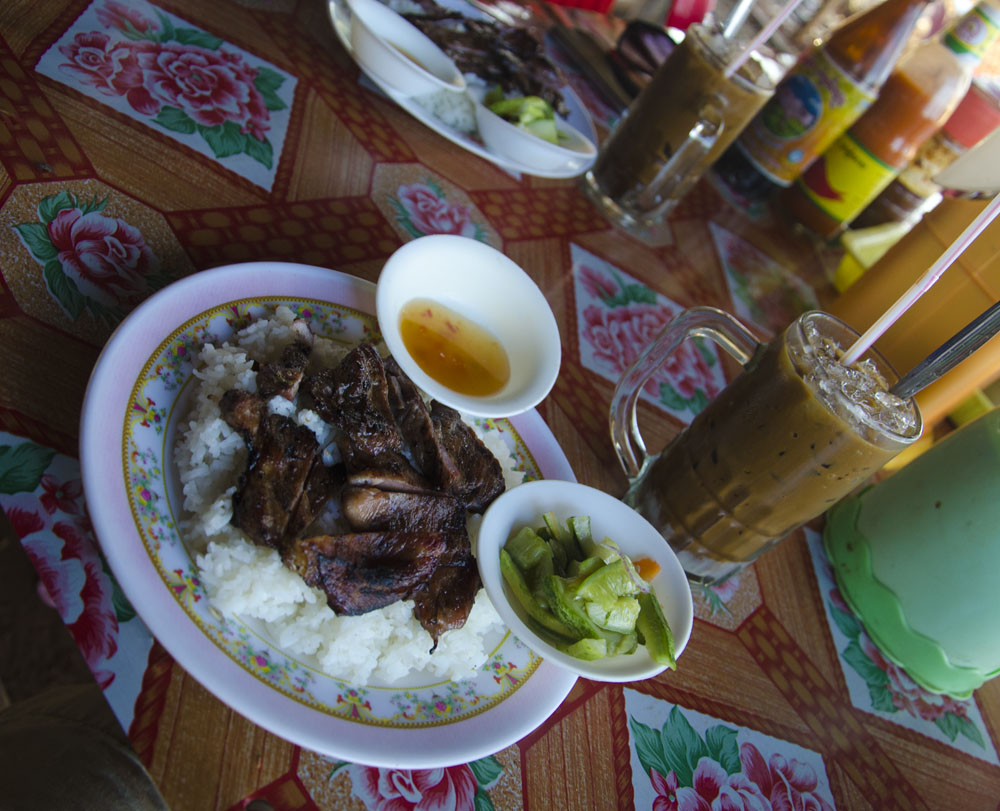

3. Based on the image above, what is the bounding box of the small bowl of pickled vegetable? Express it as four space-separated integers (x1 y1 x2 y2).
376 234 561 418
474 91 597 174
476 479 693 682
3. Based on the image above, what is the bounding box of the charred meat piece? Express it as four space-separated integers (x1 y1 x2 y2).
227 412 323 549
345 467 441 493
220 388 265 441
306 344 429 490
384 357 461 493
412 538 480 650
341 486 466 533
284 531 454 615
220 386 337 549
284 462 346 542
429 401 505 513
257 334 312 401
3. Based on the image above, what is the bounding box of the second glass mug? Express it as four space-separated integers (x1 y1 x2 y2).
582 22 778 245
609 307 922 586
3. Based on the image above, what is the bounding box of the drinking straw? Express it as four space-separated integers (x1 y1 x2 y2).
723 0 806 79
842 193 1000 366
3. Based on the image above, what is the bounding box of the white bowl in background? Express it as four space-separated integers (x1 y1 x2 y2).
348 0 466 97
474 101 596 174
477 479 694 683
376 235 561 418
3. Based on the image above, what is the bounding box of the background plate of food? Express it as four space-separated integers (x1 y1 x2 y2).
80 261 578 768
327 0 598 178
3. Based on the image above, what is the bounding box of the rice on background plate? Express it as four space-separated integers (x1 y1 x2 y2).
175 305 524 685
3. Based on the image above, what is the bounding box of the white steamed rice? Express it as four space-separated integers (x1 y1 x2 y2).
413 87 478 135
175 305 524 684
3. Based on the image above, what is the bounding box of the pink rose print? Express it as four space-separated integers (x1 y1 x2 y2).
349 764 478 811
709 573 740 603
134 43 270 138
96 0 156 36
23 521 119 689
6 504 45 536
58 32 150 110
582 302 673 384
860 636 969 723
396 183 478 237
48 207 157 306
39 474 83 515
579 264 619 301
652 746 833 811
582 303 718 402
49 3 289 170
740 743 834 811
651 766 711 811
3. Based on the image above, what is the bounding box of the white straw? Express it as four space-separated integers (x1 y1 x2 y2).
842 193 1000 366
723 0 806 79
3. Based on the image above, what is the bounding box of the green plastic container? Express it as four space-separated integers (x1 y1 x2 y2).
824 408 1000 698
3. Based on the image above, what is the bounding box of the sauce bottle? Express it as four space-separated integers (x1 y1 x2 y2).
852 81 1000 228
783 1 1000 240
713 0 930 203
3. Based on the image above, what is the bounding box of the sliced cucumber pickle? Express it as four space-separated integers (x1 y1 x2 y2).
636 591 677 669
499 513 677 668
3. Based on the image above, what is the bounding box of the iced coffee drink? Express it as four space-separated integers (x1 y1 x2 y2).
623 312 920 585
583 23 776 240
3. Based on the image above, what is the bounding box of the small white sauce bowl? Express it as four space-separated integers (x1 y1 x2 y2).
474 102 597 174
376 235 561 418
477 480 694 683
348 0 466 97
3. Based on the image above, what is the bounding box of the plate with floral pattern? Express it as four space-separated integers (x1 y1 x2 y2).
327 0 597 179
80 261 577 768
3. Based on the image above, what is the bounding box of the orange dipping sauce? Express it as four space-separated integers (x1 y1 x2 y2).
399 298 510 397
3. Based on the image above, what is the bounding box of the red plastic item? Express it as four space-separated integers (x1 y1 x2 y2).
942 81 1000 148
543 0 615 13
665 0 715 30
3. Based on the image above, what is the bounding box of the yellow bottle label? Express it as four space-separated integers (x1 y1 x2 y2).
736 49 876 185
944 5 1000 63
796 132 900 224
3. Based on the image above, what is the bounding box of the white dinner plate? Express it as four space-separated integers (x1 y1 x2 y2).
80 262 577 768
327 0 598 178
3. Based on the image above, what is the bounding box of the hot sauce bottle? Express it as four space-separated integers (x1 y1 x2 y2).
783 0 1000 240
853 81 1000 228
713 0 930 202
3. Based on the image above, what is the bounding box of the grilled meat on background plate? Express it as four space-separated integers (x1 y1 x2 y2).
399 3 568 116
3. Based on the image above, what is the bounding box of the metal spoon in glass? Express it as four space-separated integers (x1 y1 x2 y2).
890 299 1000 399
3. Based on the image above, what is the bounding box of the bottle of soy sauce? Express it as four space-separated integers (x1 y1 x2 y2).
713 0 930 204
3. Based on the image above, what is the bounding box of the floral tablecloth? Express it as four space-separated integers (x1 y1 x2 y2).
1 0 998 808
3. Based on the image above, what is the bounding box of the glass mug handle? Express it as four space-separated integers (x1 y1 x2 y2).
610 306 760 479
632 101 726 213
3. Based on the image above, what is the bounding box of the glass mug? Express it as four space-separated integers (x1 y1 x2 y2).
582 22 778 246
610 308 922 585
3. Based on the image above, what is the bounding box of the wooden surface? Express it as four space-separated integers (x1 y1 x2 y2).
1 0 999 808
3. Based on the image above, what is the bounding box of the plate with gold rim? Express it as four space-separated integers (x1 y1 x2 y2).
327 0 597 179
80 261 577 768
